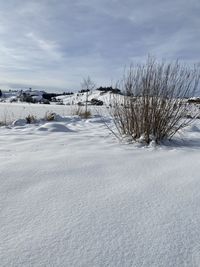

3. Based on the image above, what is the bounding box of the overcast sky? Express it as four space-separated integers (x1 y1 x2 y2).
0 0 200 91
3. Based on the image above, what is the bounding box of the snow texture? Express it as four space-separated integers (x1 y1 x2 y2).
0 105 200 266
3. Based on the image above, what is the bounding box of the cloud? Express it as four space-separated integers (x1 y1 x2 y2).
0 0 199 91
26 32 62 60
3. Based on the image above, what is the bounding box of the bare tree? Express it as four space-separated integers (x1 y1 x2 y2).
110 57 200 144
81 76 96 117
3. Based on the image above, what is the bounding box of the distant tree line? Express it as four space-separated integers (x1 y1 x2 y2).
96 86 121 94
43 92 74 101
61 92 74 95
78 89 90 93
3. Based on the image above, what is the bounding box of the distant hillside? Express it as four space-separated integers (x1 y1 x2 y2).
55 89 123 106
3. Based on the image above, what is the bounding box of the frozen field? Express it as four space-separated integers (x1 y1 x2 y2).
0 88 116 123
0 102 108 123
0 102 78 123
0 104 200 266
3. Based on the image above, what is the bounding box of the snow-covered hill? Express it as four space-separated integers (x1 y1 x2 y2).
56 89 123 106
0 89 124 107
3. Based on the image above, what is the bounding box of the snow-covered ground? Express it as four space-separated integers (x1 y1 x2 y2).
0 102 72 123
0 102 108 124
0 104 200 266
0 90 117 123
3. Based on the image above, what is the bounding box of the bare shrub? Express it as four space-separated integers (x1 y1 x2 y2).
26 114 36 124
110 57 200 144
71 105 83 116
79 110 92 119
45 111 56 121
0 110 9 126
81 76 95 115
72 105 91 118
0 108 16 126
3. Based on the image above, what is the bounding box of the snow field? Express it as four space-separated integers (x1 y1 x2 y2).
0 110 200 266
0 102 109 124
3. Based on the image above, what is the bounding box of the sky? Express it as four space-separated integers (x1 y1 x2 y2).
0 0 200 92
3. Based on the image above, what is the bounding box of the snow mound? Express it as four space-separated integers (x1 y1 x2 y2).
12 119 26 126
188 124 200 132
37 122 74 133
86 115 112 124
53 114 67 122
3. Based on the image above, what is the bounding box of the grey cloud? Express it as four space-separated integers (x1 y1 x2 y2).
0 0 199 91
